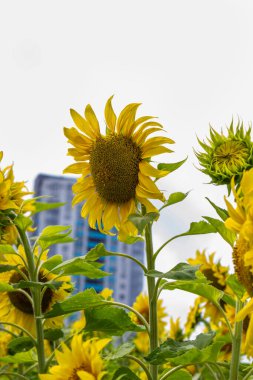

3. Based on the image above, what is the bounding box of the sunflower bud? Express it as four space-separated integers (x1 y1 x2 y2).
195 120 253 189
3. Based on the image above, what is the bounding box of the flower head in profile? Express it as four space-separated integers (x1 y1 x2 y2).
0 151 34 213
195 120 253 189
64 97 174 239
0 245 72 335
40 334 110 380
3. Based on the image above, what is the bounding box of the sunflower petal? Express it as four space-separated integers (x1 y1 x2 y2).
116 103 141 134
142 146 173 159
105 95 117 133
63 162 90 175
85 104 100 136
139 161 169 178
70 109 98 139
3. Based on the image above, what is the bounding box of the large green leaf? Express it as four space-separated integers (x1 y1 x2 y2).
0 349 37 364
85 306 144 335
128 212 159 234
112 367 140 380
44 288 104 318
41 254 63 271
36 225 74 250
146 263 200 281
85 243 112 261
162 275 223 305
14 214 33 231
44 328 64 341
145 332 224 366
158 157 187 173
104 342 135 360
50 257 109 278
203 216 236 247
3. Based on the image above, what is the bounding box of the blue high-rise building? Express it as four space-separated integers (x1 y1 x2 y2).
33 174 144 305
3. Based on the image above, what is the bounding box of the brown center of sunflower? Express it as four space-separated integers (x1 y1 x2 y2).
8 268 53 315
232 238 253 296
90 135 141 203
202 268 225 291
212 140 249 174
69 365 90 380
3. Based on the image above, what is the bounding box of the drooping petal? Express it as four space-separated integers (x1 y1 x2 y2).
104 95 117 133
116 103 141 134
70 109 99 140
142 145 173 159
139 161 169 178
85 104 100 136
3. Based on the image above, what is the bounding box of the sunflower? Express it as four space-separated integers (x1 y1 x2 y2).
131 292 167 336
195 120 253 189
63 97 174 238
40 334 110 380
0 151 34 213
0 245 72 335
0 331 12 360
0 224 18 245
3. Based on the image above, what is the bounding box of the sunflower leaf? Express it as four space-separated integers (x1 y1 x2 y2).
205 197 228 221
7 337 35 354
85 306 145 335
0 349 37 364
157 157 188 173
0 264 19 273
41 254 63 271
44 328 64 341
103 342 135 360
35 225 75 250
161 275 223 304
49 257 110 278
44 288 104 318
145 332 224 366
128 212 159 234
226 274 245 299
164 191 190 207
0 282 14 292
159 369 192 380
146 263 200 281
13 280 63 290
112 367 141 380
0 245 17 254
32 201 66 214
14 214 33 231
203 216 236 247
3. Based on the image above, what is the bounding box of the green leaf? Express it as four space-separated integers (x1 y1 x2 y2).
162 276 223 305
50 257 110 278
0 264 18 273
41 255 63 271
112 367 140 380
180 221 216 236
0 245 17 254
104 342 135 360
33 201 65 214
44 328 64 341
146 263 200 281
226 274 245 299
145 332 224 366
14 214 33 231
0 282 14 292
221 292 236 307
85 306 145 336
36 225 75 250
85 243 110 261
0 349 37 364
13 280 63 291
206 197 228 221
160 369 192 380
158 157 188 173
122 235 144 244
165 191 190 207
44 288 104 318
128 212 159 234
7 337 34 353
203 216 236 247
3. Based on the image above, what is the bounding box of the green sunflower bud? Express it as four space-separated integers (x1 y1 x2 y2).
195 120 253 189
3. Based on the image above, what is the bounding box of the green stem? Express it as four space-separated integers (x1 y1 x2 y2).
159 365 184 380
215 302 234 340
110 252 148 273
125 355 152 380
0 322 37 345
0 373 29 380
243 366 253 380
229 299 244 380
16 227 46 374
145 221 158 380
205 363 219 380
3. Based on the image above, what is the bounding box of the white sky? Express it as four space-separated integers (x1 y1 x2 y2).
1 0 253 322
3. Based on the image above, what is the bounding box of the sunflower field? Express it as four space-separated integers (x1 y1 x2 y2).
1 98 253 380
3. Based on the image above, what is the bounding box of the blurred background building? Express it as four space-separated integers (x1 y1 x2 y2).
33 174 144 306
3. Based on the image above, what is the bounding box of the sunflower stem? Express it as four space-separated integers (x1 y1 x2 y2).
144 220 158 380
125 355 152 380
229 298 243 380
16 227 46 374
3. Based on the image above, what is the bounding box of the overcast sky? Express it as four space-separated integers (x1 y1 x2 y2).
1 0 253 322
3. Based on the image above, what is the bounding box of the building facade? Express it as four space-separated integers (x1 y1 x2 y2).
33 174 144 306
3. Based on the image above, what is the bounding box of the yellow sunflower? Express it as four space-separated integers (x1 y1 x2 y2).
131 292 167 337
40 334 110 380
0 331 12 360
0 151 34 212
63 97 174 238
0 224 18 245
0 245 72 335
